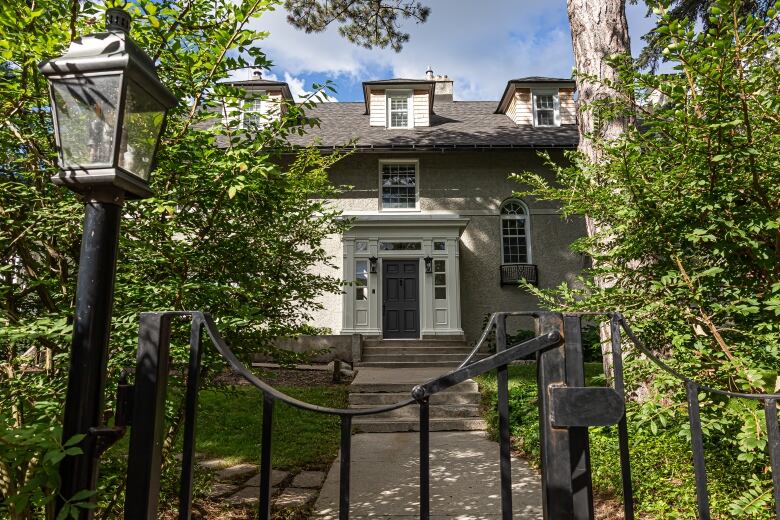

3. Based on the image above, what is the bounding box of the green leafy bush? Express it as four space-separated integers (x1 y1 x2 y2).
1 0 348 517
478 365 773 518
510 0 780 514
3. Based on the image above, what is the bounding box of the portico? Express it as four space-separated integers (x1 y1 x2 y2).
340 214 468 339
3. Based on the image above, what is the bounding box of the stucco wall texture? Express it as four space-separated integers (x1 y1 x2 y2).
309 150 586 342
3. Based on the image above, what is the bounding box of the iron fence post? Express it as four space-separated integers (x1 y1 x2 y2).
495 313 513 520
764 398 780 519
536 312 574 519
563 315 595 519
124 313 174 520
179 317 204 520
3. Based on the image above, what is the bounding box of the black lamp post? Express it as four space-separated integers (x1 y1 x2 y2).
39 8 176 516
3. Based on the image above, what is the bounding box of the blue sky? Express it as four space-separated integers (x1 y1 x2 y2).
244 0 660 102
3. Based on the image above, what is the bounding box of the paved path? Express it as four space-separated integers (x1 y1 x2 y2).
312 431 543 519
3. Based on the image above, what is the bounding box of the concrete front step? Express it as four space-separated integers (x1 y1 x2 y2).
350 378 478 394
360 353 474 363
355 361 465 368
362 346 475 355
351 404 480 420
352 417 487 433
362 339 467 348
349 391 481 406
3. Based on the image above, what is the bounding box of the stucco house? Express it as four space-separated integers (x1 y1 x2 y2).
229 69 586 351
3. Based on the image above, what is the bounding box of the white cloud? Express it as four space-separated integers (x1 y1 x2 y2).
252 0 574 100
258 71 338 102
250 0 670 100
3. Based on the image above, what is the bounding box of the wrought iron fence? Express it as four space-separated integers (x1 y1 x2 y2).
118 310 780 520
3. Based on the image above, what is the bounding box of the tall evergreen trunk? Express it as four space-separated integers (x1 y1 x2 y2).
566 0 632 375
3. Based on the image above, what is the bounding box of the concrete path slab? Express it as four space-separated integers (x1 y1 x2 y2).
352 367 458 386
313 431 542 519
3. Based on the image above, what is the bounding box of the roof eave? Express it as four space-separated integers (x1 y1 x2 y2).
276 142 578 154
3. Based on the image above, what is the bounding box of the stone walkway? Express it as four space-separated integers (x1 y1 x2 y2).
312 431 543 519
198 457 327 510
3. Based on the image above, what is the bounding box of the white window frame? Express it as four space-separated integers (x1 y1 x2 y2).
532 90 560 127
355 259 369 301
378 159 420 212
433 258 447 301
386 89 414 129
500 199 532 264
241 89 267 128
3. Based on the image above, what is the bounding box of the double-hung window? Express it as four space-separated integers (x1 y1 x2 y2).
501 200 530 264
387 91 412 128
533 91 559 127
380 161 418 210
243 91 267 128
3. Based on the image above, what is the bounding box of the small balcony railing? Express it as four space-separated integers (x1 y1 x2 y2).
500 263 538 286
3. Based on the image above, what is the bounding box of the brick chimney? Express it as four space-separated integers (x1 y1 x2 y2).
426 68 453 102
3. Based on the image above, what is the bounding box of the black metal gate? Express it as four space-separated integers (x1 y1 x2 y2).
117 311 780 519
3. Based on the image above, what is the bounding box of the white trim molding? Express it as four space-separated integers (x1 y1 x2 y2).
532 89 560 127
340 213 468 338
500 199 532 264
378 159 420 212
385 89 414 129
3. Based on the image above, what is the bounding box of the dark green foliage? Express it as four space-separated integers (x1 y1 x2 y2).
513 1 780 513
477 365 773 518
635 0 777 70
1 0 348 517
284 0 430 51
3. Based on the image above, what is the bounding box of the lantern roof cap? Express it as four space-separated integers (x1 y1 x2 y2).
38 10 177 109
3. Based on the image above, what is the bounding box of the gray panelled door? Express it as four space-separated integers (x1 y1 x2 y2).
382 260 420 338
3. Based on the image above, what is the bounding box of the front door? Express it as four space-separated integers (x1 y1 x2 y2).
382 260 420 339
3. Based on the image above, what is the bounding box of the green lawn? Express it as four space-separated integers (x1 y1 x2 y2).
195 385 350 471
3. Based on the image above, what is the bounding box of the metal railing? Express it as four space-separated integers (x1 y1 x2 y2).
500 263 538 286
616 314 780 520
118 310 780 520
122 311 560 520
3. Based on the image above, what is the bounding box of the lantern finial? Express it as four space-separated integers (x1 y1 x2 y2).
106 8 131 33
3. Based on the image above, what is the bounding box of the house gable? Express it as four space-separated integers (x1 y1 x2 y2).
496 77 577 127
363 79 435 128
220 74 295 127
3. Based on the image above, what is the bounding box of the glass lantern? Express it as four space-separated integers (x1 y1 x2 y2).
39 9 177 199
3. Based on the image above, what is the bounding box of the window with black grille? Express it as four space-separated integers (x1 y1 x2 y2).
501 200 529 264
381 162 417 209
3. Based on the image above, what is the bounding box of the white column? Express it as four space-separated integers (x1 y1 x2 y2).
448 237 462 332
421 239 434 336
341 239 355 333
368 239 380 333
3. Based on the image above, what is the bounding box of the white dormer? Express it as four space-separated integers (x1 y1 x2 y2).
222 73 294 128
363 79 435 128
496 77 576 126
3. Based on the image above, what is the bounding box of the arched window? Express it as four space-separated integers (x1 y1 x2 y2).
500 199 531 264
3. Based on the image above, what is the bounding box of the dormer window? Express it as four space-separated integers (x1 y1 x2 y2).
243 92 267 128
496 78 574 126
533 91 559 127
387 90 412 129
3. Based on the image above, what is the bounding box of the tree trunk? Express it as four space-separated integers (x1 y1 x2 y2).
566 0 632 377
567 0 631 161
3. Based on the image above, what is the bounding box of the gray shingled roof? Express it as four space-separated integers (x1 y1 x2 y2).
363 78 435 84
287 101 578 150
508 76 575 84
